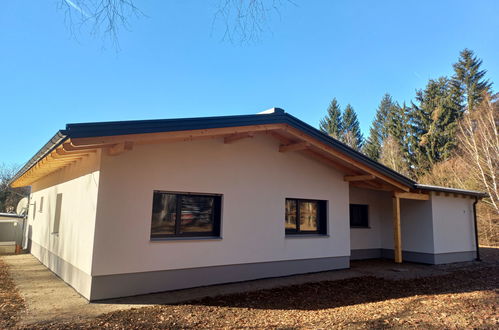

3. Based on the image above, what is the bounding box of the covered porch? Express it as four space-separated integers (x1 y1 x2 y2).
349 183 479 265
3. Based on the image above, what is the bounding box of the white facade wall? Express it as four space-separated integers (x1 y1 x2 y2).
349 187 390 250
91 135 350 276
431 194 476 254
26 151 101 299
396 199 435 253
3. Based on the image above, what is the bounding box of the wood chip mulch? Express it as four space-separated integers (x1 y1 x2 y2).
0 258 25 329
2 250 498 329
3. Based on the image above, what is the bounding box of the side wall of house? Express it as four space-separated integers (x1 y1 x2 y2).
349 187 391 259
430 194 476 264
349 189 436 263
90 134 350 300
350 188 477 264
26 150 101 299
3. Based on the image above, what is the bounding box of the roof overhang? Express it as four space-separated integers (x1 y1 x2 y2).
9 110 486 198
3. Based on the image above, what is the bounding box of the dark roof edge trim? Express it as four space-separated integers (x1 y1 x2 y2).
9 131 68 186
415 184 488 198
0 213 25 219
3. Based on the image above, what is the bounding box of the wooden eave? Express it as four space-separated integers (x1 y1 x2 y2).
11 123 413 192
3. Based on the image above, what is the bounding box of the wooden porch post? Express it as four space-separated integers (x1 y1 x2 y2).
392 193 402 263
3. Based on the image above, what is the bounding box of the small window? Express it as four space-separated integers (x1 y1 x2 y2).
39 197 44 212
151 191 222 239
53 193 63 234
285 198 327 235
350 204 369 228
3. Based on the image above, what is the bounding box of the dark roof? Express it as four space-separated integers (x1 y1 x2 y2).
0 213 25 219
9 108 486 198
415 184 488 198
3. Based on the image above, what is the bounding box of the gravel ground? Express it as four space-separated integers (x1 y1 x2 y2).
2 248 498 329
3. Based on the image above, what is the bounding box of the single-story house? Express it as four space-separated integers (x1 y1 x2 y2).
10 108 486 301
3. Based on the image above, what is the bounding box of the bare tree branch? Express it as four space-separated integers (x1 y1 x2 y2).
212 0 295 43
59 0 144 49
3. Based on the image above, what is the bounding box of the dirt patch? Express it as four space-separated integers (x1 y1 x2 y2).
0 258 25 329
25 254 499 329
3 248 499 329
2 254 141 326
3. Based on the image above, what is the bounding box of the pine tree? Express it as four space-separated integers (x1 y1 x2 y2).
452 49 492 112
319 98 343 140
380 102 412 177
362 94 396 160
342 104 363 150
363 127 382 161
409 77 462 176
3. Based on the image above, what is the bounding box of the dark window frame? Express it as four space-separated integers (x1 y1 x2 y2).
150 190 222 239
350 204 369 228
285 198 327 235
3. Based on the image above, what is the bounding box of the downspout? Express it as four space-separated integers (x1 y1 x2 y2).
473 197 480 261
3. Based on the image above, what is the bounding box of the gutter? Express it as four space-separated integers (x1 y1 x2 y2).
473 197 481 261
9 131 68 186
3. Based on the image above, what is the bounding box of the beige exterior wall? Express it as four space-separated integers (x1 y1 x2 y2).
91 134 350 276
397 199 435 253
350 188 476 258
26 150 101 299
431 194 476 254
349 187 391 250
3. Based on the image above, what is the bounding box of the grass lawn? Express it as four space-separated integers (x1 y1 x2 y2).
1 249 498 329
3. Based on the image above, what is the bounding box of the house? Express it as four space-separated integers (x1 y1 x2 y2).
10 108 486 301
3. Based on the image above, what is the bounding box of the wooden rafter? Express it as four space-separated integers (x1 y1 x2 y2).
394 192 430 201
282 125 411 192
301 150 357 175
344 174 376 182
279 142 309 152
108 141 134 156
224 132 254 144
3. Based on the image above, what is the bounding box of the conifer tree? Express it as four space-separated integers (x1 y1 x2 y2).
342 104 363 150
362 94 396 160
409 77 462 176
380 102 412 177
319 98 343 140
452 49 493 112
363 127 382 161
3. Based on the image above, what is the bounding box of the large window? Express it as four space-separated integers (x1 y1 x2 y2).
285 198 327 235
350 204 369 228
151 191 222 239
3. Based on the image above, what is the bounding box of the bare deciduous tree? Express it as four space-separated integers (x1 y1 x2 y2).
420 94 499 246
379 135 410 177
59 0 293 48
458 94 499 213
59 0 143 48
0 164 29 213
213 0 293 43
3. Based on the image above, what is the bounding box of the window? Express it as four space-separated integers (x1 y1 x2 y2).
151 191 222 239
285 198 327 235
39 197 44 212
350 204 369 228
53 193 63 234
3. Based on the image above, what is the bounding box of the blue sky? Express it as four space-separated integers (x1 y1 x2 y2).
1 0 498 167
